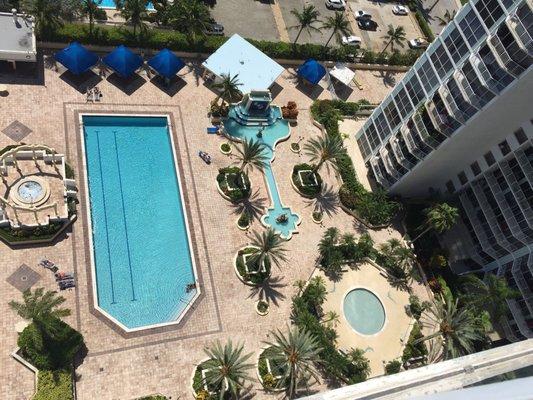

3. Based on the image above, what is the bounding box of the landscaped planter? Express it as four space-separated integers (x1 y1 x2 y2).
255 300 269 316
233 246 271 286
219 143 232 155
312 211 323 224
256 346 287 392
291 164 322 198
236 212 251 230
290 142 301 153
216 167 251 203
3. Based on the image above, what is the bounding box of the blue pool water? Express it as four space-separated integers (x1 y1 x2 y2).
99 0 154 10
343 289 386 335
224 106 300 239
83 115 197 329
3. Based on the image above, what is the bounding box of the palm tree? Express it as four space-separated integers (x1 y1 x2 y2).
264 326 322 398
381 25 406 55
212 73 242 107
304 134 346 173
461 274 519 323
322 12 351 49
81 0 103 36
436 9 456 26
290 5 321 46
379 238 415 272
9 287 70 322
322 310 340 328
234 138 269 173
152 0 172 26
170 0 211 44
202 340 254 398
411 203 459 242
416 294 486 360
21 0 65 34
114 0 149 37
250 228 288 269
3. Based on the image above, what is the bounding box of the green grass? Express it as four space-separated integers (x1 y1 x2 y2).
33 370 73 400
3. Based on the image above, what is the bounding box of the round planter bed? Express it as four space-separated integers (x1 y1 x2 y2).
256 346 287 392
312 211 323 224
255 300 269 316
290 142 301 153
234 246 271 286
236 212 251 230
220 143 232 155
291 164 322 198
216 167 251 203
191 359 231 400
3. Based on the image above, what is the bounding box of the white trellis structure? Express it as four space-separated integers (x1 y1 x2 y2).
0 144 75 228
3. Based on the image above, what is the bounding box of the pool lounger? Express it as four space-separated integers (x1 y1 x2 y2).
207 126 219 134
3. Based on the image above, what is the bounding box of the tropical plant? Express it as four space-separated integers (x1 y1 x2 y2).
234 138 269 173
322 310 340 328
304 134 346 173
169 0 211 44
9 288 70 322
322 11 351 49
114 0 149 37
436 9 456 26
81 0 102 36
460 273 519 323
264 326 322 398
289 4 321 46
346 348 371 382
212 73 242 107
152 0 172 26
416 294 487 360
379 238 415 276
202 340 254 398
21 0 77 34
411 203 459 242
384 359 402 375
249 228 288 269
382 25 406 55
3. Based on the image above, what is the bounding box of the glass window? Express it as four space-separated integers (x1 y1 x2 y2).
484 151 496 166
365 122 381 152
374 112 391 141
515 128 528 145
357 134 372 160
458 171 468 184
446 180 456 193
383 99 402 130
499 140 511 155
443 27 469 64
459 8 486 47
395 86 413 119
474 0 504 30
405 74 426 107
471 161 481 175
430 43 454 78
417 59 439 94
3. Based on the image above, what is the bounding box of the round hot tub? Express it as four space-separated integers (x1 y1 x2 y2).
343 288 386 336
10 176 51 207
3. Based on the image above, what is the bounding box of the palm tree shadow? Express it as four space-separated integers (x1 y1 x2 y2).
239 383 257 400
230 189 268 221
247 275 287 307
387 275 411 292
352 220 369 235
304 183 339 216
375 70 397 87
43 54 58 71
185 62 204 87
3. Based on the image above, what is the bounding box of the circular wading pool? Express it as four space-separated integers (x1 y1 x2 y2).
343 288 386 335
10 176 51 207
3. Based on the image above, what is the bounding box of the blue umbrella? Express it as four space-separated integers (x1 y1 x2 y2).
147 49 186 79
103 45 143 78
297 59 326 85
54 42 99 75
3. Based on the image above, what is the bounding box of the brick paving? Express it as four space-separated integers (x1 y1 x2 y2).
0 51 408 400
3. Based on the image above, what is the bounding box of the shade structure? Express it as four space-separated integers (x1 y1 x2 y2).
54 42 98 75
147 49 186 79
297 59 326 85
103 45 143 78
329 63 356 86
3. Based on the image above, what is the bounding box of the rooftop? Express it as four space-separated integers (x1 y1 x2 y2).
0 11 37 62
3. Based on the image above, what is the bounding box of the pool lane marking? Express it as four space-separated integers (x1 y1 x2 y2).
95 130 116 304
113 131 137 302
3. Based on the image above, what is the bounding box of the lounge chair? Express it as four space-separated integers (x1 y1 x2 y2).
207 126 219 134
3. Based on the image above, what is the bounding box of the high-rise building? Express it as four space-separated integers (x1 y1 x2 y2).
355 0 532 341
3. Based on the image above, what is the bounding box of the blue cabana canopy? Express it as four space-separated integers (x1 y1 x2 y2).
54 42 99 75
297 59 326 85
103 45 143 78
147 49 186 79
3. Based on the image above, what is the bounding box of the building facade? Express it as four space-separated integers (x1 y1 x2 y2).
354 0 532 341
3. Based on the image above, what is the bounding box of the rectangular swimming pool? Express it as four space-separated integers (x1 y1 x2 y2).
99 0 154 10
82 115 198 330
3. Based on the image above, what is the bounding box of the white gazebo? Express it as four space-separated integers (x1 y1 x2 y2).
329 63 356 87
202 34 284 93
0 10 37 67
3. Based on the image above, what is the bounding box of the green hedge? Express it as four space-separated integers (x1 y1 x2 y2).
0 221 64 243
33 370 73 400
401 322 428 363
41 23 418 66
415 11 435 42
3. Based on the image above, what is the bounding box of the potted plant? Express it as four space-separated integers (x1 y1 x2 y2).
237 211 251 230
290 142 301 153
256 300 269 316
281 101 299 122
220 142 232 155
312 211 323 224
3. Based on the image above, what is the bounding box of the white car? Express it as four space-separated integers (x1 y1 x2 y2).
325 0 346 10
409 37 429 48
392 5 408 15
354 10 372 20
341 35 362 45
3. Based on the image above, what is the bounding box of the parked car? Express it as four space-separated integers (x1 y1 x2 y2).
358 18 378 31
354 10 372 20
205 21 224 36
392 5 408 15
341 35 362 45
409 37 429 48
325 0 346 10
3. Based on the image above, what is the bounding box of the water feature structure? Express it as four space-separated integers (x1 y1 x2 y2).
223 90 300 239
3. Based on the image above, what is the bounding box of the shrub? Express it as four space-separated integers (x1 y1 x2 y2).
237 211 250 228
292 163 322 197
415 11 435 42
257 300 269 313
312 211 323 221
18 318 84 370
33 370 73 400
236 247 271 285
281 101 299 120
64 162 75 179
402 322 427 363
216 167 251 202
290 142 300 152
0 221 64 243
407 295 426 320
384 360 402 375
220 143 231 153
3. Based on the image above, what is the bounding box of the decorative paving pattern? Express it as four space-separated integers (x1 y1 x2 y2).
1 120 32 142
6 264 41 292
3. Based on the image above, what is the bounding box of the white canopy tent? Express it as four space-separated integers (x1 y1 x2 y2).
329 63 356 87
